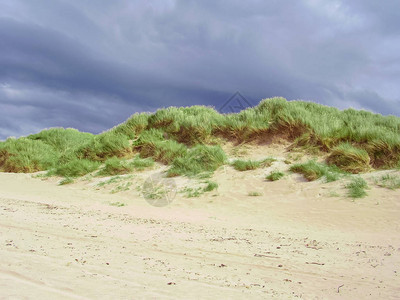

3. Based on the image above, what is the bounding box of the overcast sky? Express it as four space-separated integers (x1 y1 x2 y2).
1 0 400 139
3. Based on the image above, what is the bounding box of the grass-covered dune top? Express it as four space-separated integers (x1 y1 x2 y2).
1 97 400 176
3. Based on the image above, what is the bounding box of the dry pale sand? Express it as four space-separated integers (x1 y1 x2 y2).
1 147 400 299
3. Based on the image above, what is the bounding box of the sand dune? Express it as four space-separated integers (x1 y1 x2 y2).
1 162 400 299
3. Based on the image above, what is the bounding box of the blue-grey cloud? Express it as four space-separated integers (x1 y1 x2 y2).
1 0 399 140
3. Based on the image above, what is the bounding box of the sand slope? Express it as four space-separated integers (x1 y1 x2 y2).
0 167 399 299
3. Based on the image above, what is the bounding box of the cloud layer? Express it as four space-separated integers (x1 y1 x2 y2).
1 0 399 139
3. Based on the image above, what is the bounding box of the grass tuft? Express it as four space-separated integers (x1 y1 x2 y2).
231 158 275 171
203 181 218 192
266 171 285 181
346 177 368 198
58 177 74 185
248 191 263 196
374 173 400 190
327 143 371 173
290 160 343 182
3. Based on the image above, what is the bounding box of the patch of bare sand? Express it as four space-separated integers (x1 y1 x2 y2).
0 162 399 299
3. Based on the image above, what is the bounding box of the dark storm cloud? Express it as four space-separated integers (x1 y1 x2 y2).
1 0 399 140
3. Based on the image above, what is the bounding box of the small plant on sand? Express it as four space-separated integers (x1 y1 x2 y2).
346 177 368 198
374 173 400 190
181 186 204 198
287 153 303 162
203 180 218 192
195 172 213 179
145 185 168 200
232 158 275 171
328 190 340 197
111 182 132 194
232 159 259 171
290 160 344 182
109 201 126 207
266 170 285 181
96 175 128 187
58 177 74 185
248 191 263 196
231 145 249 157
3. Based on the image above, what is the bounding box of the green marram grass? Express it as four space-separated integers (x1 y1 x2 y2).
248 191 263 196
203 180 219 192
48 159 101 178
77 132 132 161
97 157 134 176
327 143 371 173
167 144 226 177
0 138 58 172
1 98 400 177
97 156 154 176
231 158 275 171
28 128 94 164
58 177 74 185
374 173 400 190
290 160 345 182
134 128 188 164
266 171 285 181
346 177 369 198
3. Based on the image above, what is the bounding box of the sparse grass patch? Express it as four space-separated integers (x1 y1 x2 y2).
111 182 132 194
203 181 218 192
231 157 275 171
96 175 123 187
58 177 74 185
195 172 213 179
287 153 303 162
374 173 400 190
327 143 371 173
266 171 285 181
290 160 344 182
346 177 368 198
248 191 263 196
109 201 126 207
232 159 259 171
328 190 340 197
231 145 249 157
181 186 204 198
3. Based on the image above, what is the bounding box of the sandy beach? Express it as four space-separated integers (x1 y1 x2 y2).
1 158 399 299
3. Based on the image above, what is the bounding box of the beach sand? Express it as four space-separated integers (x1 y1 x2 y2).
1 159 399 299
